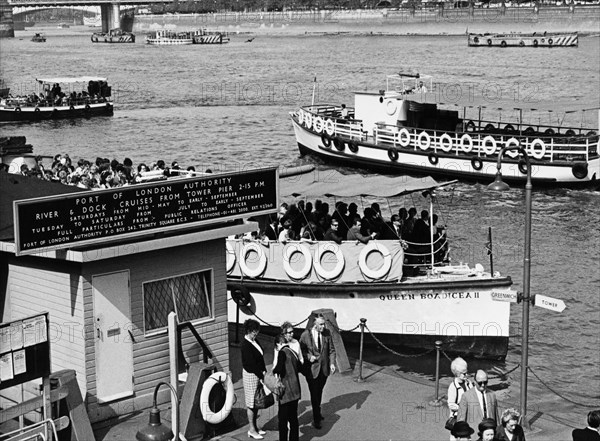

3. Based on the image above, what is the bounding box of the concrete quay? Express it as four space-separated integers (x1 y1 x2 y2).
94 332 577 441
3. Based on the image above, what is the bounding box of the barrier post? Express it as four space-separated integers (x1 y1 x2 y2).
235 303 240 344
355 318 367 383
429 341 444 406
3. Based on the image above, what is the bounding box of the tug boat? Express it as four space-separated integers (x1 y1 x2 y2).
0 77 113 122
91 28 135 43
468 32 578 48
227 170 514 359
31 33 46 43
291 74 600 188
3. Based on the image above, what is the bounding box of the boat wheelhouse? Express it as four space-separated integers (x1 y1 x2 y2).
291 74 600 188
0 77 113 122
91 28 135 43
468 32 578 48
227 170 514 360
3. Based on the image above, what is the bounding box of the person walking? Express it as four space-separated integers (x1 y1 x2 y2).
299 315 337 429
447 357 473 439
495 408 526 441
572 410 600 441
476 418 496 441
457 369 501 426
241 319 267 440
273 333 301 441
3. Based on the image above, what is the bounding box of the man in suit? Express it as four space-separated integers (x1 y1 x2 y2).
457 370 501 426
380 214 402 240
299 315 337 429
264 215 278 241
573 410 600 441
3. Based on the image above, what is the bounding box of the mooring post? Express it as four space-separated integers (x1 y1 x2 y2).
429 340 444 406
355 318 367 383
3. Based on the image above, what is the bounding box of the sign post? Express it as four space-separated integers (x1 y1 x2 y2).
533 294 566 313
490 288 519 303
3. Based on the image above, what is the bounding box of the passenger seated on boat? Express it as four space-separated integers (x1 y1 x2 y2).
300 222 318 242
332 202 349 239
380 214 403 240
340 104 349 120
416 81 427 93
263 215 279 241
279 219 295 243
323 220 343 244
360 207 381 239
347 217 375 244
402 207 417 240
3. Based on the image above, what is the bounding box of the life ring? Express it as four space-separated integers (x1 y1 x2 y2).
417 131 431 151
518 159 528 175
398 128 411 147
85 104 91 110
533 39 538 47
200 372 235 425
504 124 515 133
304 113 312 129
473 36 479 44
34 107 40 112
313 243 345 281
358 243 392 281
69 105 75 110
388 147 399 162
321 135 332 148
313 116 324 133
524 127 536 135
487 38 492 46
460 133 474 153
544 128 555 136
565 129 576 137
239 242 267 278
15 107 21 112
471 157 483 171
484 123 495 132
325 119 335 136
439 133 453 152
428 152 439 165
297 109 304 123
529 138 546 160
504 137 520 158
231 285 252 307
519 40 525 47
386 100 397 115
283 243 313 280
572 162 588 179
226 241 236 274
348 141 359 153
333 138 345 151
548 38 553 46
481 135 497 155
500 40 507 48
466 120 476 131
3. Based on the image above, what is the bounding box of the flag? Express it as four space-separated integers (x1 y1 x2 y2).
485 227 493 256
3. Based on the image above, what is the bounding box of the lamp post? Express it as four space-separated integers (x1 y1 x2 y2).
487 146 532 428
136 381 180 441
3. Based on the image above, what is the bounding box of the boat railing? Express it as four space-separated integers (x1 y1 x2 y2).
373 123 598 162
299 105 365 141
468 118 597 138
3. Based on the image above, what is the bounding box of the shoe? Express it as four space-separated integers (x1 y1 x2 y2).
258 429 266 435
248 431 264 440
313 421 322 429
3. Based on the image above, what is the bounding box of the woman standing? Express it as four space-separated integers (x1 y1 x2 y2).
447 357 473 440
273 333 301 441
476 418 496 441
496 408 527 441
274 322 304 367
242 319 267 440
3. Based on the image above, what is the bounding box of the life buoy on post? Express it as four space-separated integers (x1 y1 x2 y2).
439 133 453 152
239 242 267 278
314 243 345 281
398 128 411 147
471 157 483 171
200 372 235 425
529 138 546 160
417 131 431 151
481 135 497 155
460 133 474 153
388 147 399 162
358 243 392 280
226 241 236 274
283 243 313 280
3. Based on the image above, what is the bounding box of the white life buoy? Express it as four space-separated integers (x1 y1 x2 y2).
200 372 235 425
417 131 431 151
505 137 520 158
398 128 411 147
529 138 546 160
283 243 313 280
313 116 324 133
313 242 345 281
386 99 397 115
358 243 392 280
226 241 236 274
481 135 497 155
239 242 267 278
297 109 304 123
460 133 474 153
439 133 453 152
304 113 312 129
325 119 335 136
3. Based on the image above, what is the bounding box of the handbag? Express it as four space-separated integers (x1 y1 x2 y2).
264 372 285 397
444 414 457 431
253 382 274 409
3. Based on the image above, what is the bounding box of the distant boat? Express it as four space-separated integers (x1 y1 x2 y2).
57 23 70 29
468 32 578 47
31 33 46 43
91 28 135 43
146 29 230 45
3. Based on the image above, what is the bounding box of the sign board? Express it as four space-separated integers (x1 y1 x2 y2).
14 167 278 256
534 294 566 312
491 289 519 303
0 313 50 390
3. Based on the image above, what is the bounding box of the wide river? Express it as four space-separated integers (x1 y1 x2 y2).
1 27 599 426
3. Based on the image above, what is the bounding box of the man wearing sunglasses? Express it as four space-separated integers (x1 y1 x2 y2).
457 370 501 427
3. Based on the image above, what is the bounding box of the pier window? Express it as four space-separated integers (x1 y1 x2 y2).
143 270 213 334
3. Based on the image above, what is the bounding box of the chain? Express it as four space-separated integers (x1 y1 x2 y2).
441 350 454 362
325 317 360 333
249 312 310 329
365 324 435 358
529 366 599 408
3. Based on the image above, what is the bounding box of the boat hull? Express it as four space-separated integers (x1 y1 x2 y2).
226 239 513 360
91 34 135 43
0 102 113 122
468 33 578 48
291 116 600 189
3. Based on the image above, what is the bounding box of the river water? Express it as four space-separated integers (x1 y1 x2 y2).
1 28 599 426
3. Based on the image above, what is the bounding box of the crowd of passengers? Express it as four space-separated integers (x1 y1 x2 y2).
4 154 196 190
4 81 110 107
249 200 450 266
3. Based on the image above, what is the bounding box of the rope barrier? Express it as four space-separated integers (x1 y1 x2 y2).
250 312 310 329
325 317 360 333
529 366 599 408
365 324 435 358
